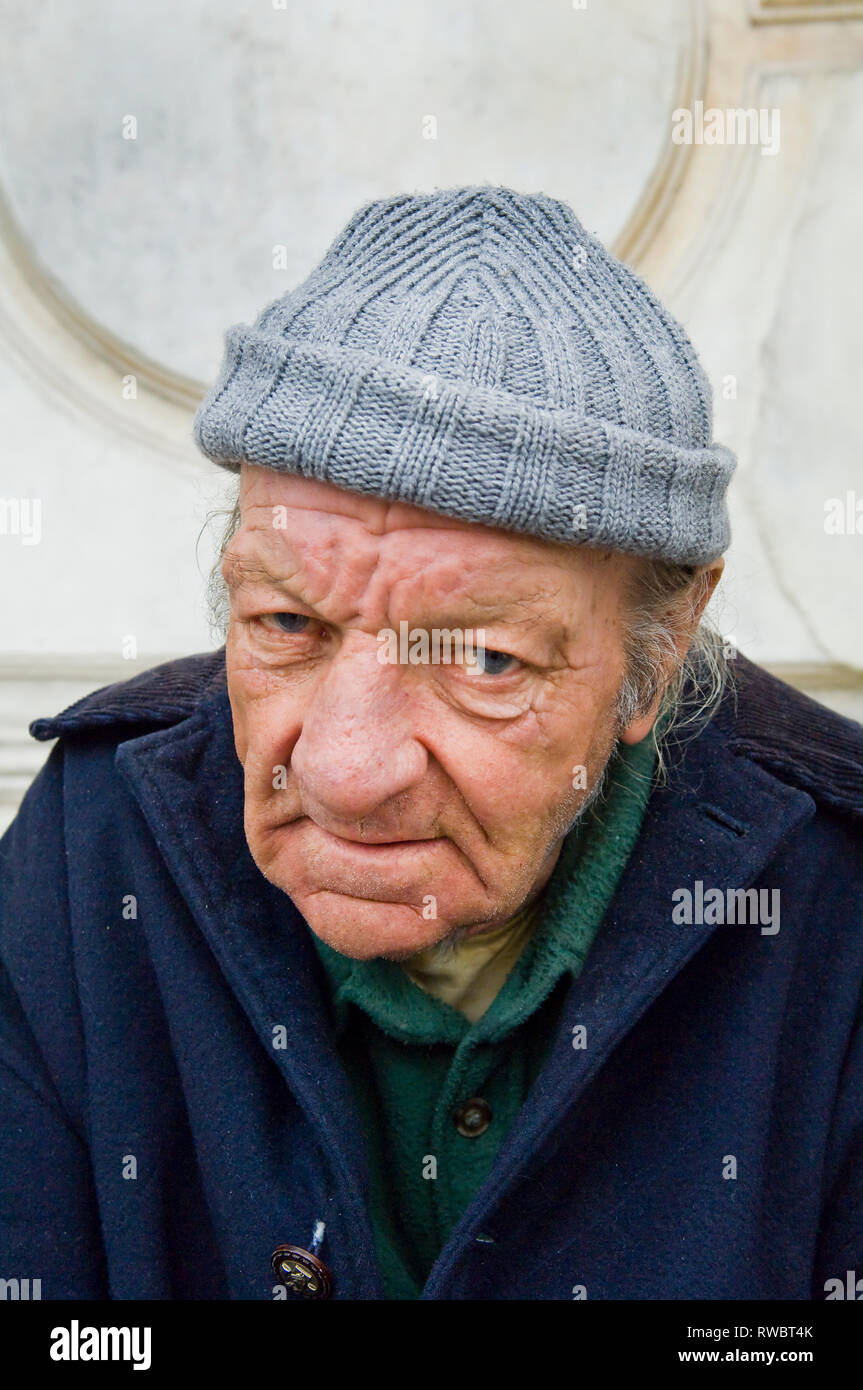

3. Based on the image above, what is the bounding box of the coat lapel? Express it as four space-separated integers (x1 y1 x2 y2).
115 668 382 1292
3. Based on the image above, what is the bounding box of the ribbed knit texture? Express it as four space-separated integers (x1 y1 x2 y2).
194 185 735 565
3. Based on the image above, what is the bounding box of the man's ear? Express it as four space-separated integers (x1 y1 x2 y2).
618 558 725 747
693 557 725 621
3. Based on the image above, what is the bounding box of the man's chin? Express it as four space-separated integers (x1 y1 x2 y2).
291 889 459 962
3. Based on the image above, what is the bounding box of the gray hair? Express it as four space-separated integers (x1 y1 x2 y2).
616 558 730 783
203 488 729 783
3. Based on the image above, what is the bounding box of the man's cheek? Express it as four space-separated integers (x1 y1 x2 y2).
230 696 279 775
232 720 249 765
244 747 284 816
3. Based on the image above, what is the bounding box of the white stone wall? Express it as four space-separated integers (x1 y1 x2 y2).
1 0 862 829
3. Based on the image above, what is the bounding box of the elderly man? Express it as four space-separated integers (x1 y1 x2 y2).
2 187 862 1302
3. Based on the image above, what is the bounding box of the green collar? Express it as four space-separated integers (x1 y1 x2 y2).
311 733 657 1047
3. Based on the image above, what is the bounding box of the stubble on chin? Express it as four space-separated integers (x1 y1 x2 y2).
384 741 621 962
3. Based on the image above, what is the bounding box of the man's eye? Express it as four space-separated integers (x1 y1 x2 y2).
470 646 519 676
268 612 311 634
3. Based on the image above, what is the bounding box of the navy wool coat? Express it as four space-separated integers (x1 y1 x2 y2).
1 650 862 1300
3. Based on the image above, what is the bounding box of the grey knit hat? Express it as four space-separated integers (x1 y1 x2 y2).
194 186 734 564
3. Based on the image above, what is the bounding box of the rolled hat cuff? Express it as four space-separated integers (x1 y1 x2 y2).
194 326 734 566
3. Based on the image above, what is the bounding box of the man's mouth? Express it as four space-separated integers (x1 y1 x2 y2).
309 823 442 856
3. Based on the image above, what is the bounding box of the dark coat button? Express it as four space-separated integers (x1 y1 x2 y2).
454 1096 493 1137
271 1244 333 1299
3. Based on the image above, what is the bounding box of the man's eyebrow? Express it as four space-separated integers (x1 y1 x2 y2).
226 553 555 610
428 582 566 625
222 554 301 593
425 598 554 628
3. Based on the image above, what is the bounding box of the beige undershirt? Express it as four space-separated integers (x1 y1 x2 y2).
401 897 544 1024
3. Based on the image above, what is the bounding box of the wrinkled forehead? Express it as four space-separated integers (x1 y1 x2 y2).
238 465 496 538
230 464 626 619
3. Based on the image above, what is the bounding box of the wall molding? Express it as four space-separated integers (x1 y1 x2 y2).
0 2 707 417
750 1 863 23
0 653 182 683
615 0 709 268
0 182 203 413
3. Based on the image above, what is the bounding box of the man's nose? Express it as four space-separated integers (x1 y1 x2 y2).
288 639 429 822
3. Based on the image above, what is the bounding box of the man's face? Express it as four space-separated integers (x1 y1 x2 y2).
224 464 654 961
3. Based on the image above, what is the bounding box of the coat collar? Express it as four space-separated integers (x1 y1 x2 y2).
114 666 383 1291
